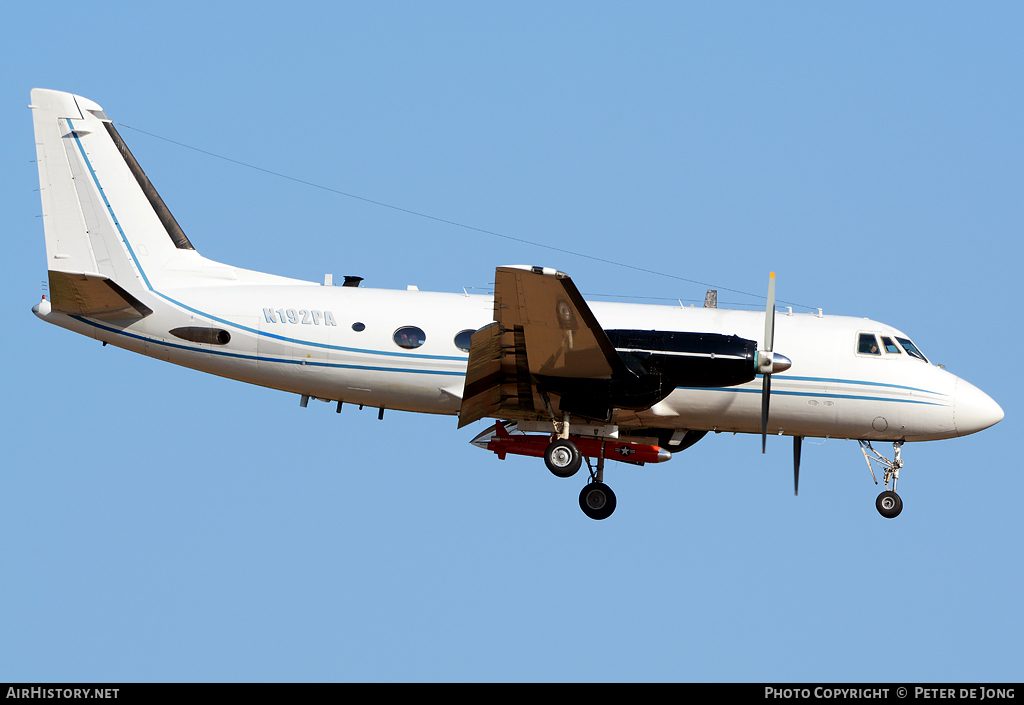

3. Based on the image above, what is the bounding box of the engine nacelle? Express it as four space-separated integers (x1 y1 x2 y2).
607 329 759 388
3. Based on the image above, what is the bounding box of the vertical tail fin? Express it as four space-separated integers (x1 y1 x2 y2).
30 89 198 303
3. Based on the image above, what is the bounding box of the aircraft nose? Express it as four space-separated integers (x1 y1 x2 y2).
955 378 1004 437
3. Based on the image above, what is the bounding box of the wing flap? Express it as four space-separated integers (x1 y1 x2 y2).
459 323 503 426
458 322 540 428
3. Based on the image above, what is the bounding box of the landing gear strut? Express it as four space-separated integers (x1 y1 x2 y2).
541 410 619 520
541 434 620 519
860 440 905 519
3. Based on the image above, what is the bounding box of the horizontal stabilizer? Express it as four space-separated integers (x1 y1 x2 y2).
47 270 153 320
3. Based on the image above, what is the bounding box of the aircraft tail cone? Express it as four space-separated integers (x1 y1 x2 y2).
32 295 51 317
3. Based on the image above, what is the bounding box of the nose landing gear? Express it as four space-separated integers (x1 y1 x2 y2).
860 440 905 518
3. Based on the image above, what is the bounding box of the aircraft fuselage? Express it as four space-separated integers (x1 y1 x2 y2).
35 281 998 444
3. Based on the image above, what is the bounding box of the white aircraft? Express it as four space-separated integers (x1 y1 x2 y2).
28 89 1004 520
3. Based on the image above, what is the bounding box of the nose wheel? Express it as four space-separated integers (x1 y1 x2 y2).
875 490 903 518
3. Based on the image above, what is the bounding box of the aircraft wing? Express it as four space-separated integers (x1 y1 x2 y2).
458 266 627 428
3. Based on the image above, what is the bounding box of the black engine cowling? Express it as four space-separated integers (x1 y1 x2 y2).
607 330 757 388
538 329 758 422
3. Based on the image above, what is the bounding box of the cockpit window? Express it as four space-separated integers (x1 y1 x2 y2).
393 326 426 349
896 337 928 362
857 333 881 355
881 336 901 354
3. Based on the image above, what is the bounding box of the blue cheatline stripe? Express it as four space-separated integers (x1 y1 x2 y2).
66 119 466 364
773 374 937 395
680 384 946 407
71 316 464 377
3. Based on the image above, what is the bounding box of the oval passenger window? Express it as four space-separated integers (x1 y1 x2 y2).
454 330 475 352
394 326 426 349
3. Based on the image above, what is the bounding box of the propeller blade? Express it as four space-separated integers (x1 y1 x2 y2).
794 436 803 495
761 373 771 453
760 272 777 454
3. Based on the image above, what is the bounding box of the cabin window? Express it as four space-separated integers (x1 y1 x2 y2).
394 326 426 349
857 333 881 355
896 337 928 362
881 336 901 354
454 330 475 353
352 322 365 332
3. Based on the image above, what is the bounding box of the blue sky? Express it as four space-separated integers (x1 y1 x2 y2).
2 2 1021 682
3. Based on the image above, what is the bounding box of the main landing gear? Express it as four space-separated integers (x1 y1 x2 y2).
540 411 619 520
860 440 905 519
544 439 583 478
579 481 616 521
475 415 670 520
543 434 618 521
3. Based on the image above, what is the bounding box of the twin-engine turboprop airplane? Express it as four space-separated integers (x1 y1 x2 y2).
28 89 1004 520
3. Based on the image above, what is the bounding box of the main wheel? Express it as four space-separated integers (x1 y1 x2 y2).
579 482 617 520
544 439 582 478
876 490 903 518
